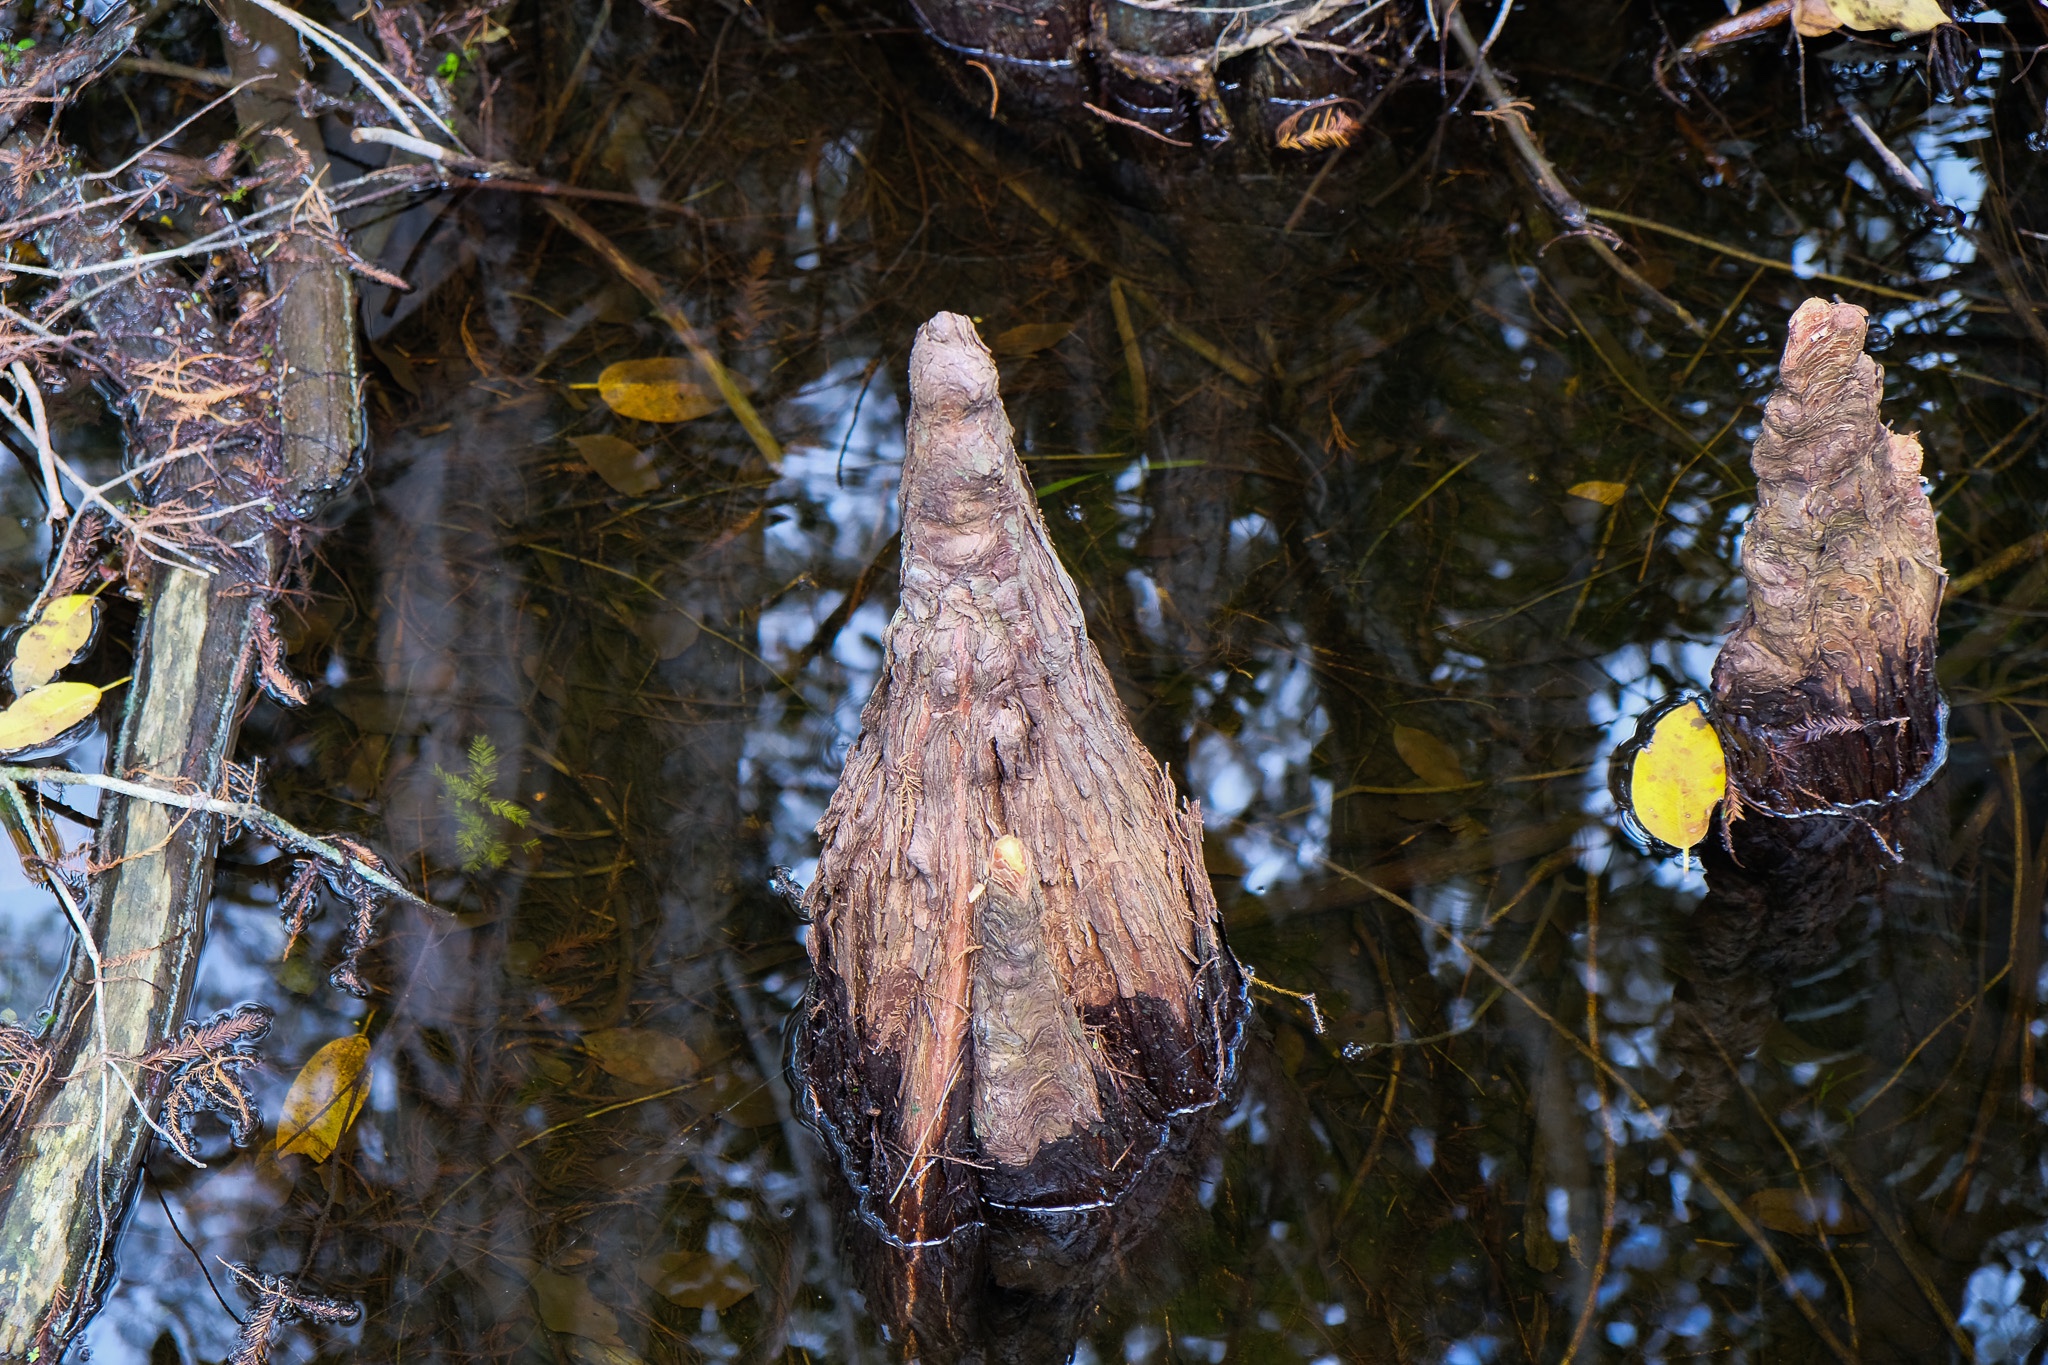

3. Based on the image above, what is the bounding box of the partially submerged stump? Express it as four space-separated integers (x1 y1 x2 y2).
1710 299 1947 818
792 313 1245 1346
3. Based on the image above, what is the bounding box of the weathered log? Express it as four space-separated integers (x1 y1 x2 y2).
792 312 1245 1350
0 9 359 1346
1709 299 1947 818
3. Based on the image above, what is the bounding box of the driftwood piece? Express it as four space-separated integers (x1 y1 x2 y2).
0 10 359 1347
792 314 1244 1347
1710 299 1946 817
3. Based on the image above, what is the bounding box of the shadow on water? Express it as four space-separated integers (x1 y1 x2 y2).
13 0 2048 1360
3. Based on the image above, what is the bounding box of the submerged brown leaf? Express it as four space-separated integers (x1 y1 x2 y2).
635 1251 756 1310
583 1027 700 1088
1742 1187 1868 1236
1393 725 1467 787
568 434 662 496
530 1270 624 1344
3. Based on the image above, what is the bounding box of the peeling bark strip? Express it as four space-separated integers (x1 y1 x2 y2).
794 313 1245 1248
1710 299 1947 816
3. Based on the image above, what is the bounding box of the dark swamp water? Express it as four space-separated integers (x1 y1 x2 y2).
11 0 2048 1360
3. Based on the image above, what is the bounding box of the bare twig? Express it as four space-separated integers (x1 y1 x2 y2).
0 766 437 915
1440 4 1702 333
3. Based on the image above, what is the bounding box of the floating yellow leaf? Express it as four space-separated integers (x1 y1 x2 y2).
1393 725 1468 788
636 1251 757 1310
991 322 1075 357
9 595 99 695
594 358 720 424
276 1033 371 1161
0 679 109 756
1804 0 1947 33
1742 1187 1868 1236
1627 701 1726 850
1568 480 1627 506
584 1027 700 1088
568 434 662 496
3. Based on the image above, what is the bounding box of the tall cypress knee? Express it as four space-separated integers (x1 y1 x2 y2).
793 312 1245 1249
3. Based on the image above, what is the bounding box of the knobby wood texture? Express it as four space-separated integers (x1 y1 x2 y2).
794 312 1243 1255
1710 298 1947 816
0 7 358 1347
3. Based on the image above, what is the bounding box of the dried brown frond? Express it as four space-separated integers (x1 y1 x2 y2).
224 1262 359 1365
325 837 390 998
731 247 776 344
250 604 309 706
1276 98 1365 152
127 352 263 439
0 140 61 200
278 857 325 960
41 505 111 602
0 1022 51 1132
144 1003 272 1163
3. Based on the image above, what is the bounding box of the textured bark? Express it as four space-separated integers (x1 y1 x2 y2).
1710 299 1947 816
793 313 1244 1268
971 836 1103 1166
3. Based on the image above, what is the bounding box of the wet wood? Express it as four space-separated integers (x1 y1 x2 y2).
1709 299 1946 816
0 7 359 1346
793 313 1244 1262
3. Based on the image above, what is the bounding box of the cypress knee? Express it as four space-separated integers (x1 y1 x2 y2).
1710 298 1947 816
792 312 1245 1258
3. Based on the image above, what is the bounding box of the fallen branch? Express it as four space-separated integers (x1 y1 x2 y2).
0 766 433 913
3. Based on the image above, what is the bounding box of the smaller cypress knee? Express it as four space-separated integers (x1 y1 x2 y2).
1710 298 1947 817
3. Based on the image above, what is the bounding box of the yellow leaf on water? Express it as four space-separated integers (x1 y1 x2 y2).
1568 480 1627 506
594 358 721 424
1742 1187 1868 1236
1393 725 1468 788
1627 701 1726 850
10 594 99 694
584 1027 699 1088
1823 0 1947 32
991 322 1075 357
276 1033 371 1161
0 680 108 756
568 434 662 496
